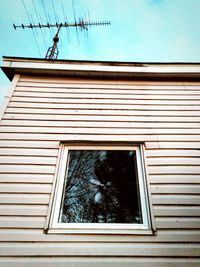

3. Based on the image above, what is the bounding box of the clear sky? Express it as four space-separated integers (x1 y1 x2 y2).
0 0 200 101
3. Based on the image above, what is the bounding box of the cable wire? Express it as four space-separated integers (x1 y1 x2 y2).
41 0 53 38
31 0 48 50
52 0 57 22
51 0 63 47
61 1 70 42
72 0 80 45
21 0 42 57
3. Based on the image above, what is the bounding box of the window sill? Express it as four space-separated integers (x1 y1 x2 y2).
45 226 155 235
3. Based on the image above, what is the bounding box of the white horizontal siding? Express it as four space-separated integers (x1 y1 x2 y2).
10 96 200 105
5 107 200 117
13 91 200 100
0 194 50 204
14 86 200 95
150 175 200 184
0 205 48 216
0 148 58 156
152 195 200 205
0 174 54 183
154 206 200 216
0 126 199 134
0 258 200 267
0 75 200 264
0 243 200 257
0 229 200 242
6 112 199 123
151 184 200 194
0 184 52 193
8 101 200 110
0 156 57 165
0 165 55 174
0 217 45 228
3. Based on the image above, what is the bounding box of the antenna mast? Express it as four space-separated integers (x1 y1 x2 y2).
13 20 111 60
45 24 61 60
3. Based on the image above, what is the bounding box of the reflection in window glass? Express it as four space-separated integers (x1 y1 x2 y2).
59 150 142 224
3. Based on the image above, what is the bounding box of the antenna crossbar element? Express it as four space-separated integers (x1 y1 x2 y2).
13 21 110 30
13 20 111 60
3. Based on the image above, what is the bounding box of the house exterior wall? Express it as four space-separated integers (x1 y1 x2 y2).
0 66 200 266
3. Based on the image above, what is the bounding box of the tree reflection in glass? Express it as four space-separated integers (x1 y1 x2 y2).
59 150 142 224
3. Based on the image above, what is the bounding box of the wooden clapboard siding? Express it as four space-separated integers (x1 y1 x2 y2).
10 96 200 105
0 72 200 266
0 148 58 156
0 217 45 228
0 258 200 267
0 194 50 204
151 184 200 194
0 174 54 183
0 156 57 165
0 126 199 133
150 174 200 184
0 205 48 216
1 229 200 242
0 243 200 257
152 195 200 205
14 87 200 96
8 101 200 110
0 184 52 193
5 107 200 117
12 92 200 100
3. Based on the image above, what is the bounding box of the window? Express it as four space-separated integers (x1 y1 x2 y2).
48 143 152 234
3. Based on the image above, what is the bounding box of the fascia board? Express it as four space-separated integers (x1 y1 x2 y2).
2 58 200 80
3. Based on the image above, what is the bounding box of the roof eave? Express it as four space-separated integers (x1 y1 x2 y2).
2 56 200 81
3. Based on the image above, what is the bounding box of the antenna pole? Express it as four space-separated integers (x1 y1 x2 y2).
45 24 62 60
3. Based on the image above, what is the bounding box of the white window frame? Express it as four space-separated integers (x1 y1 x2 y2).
47 143 153 235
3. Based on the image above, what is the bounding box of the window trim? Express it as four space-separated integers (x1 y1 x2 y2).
46 143 154 235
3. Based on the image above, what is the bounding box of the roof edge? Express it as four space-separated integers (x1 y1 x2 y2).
2 56 200 81
3 55 200 66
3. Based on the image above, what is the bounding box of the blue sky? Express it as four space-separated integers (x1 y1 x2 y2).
0 0 200 101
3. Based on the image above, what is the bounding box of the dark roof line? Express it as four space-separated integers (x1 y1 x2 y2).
3 56 200 65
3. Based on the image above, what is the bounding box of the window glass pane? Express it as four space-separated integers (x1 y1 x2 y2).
59 150 142 224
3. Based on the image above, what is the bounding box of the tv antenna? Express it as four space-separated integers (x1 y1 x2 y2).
13 11 111 60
